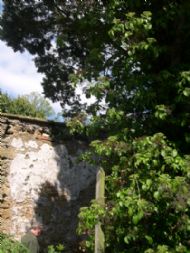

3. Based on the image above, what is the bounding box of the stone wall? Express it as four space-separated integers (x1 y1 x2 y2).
0 113 97 252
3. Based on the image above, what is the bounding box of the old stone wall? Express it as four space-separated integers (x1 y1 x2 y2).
0 113 97 252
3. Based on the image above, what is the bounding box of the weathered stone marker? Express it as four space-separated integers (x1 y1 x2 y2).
95 168 105 253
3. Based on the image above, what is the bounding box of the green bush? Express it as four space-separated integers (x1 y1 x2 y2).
78 133 190 252
0 233 29 253
48 244 65 253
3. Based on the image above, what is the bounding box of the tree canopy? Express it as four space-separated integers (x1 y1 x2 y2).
1 0 190 252
1 0 190 150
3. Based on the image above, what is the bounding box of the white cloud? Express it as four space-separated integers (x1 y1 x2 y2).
0 41 43 94
0 41 62 114
0 0 2 12
0 40 98 117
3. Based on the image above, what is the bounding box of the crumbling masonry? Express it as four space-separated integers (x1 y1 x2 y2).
0 113 97 252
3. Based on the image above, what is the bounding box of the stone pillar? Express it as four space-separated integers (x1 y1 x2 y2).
95 168 105 253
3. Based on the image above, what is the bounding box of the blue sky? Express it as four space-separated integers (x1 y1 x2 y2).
0 1 95 115
0 40 62 114
0 1 2 12
0 39 96 115
0 41 43 95
0 39 96 112
0 0 62 113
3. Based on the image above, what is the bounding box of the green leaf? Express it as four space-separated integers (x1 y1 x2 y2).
172 149 178 157
153 191 160 200
145 235 153 244
132 211 144 224
183 88 190 97
142 11 152 17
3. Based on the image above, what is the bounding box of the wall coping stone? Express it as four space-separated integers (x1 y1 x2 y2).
0 112 89 142
0 112 65 126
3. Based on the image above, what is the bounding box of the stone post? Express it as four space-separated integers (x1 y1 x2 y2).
95 168 105 253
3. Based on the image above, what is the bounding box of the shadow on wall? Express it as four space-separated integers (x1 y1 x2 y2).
33 126 96 253
35 181 95 253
